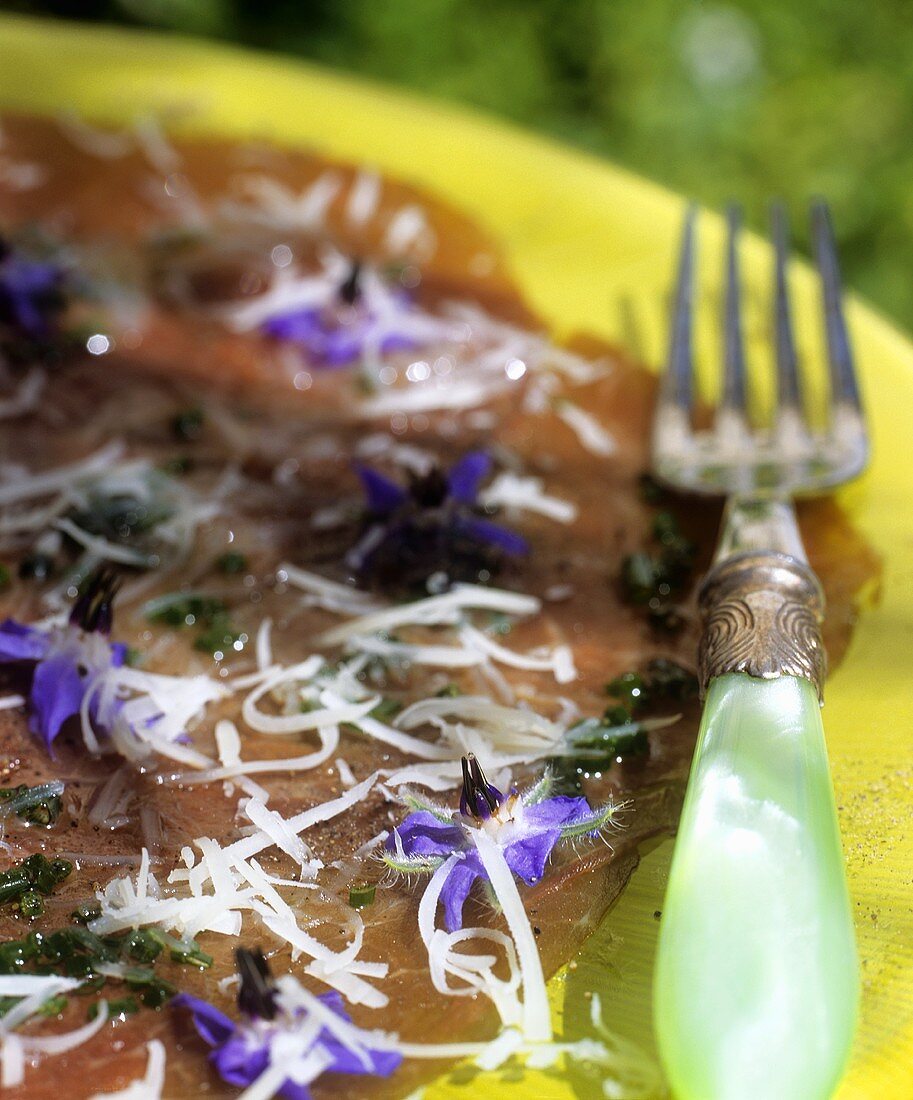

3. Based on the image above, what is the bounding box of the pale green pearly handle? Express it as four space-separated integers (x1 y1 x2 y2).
654 673 858 1100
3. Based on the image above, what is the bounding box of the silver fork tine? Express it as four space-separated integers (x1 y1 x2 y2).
811 199 863 413
661 202 698 415
771 201 804 416
721 203 750 420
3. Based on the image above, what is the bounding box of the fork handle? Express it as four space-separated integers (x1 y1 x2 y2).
654 515 858 1099
654 673 858 1099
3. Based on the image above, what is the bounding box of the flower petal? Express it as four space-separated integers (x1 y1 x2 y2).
212 1034 269 1087
454 515 529 556
441 855 483 932
504 828 562 885
523 795 597 830
446 452 491 504
0 619 50 662
171 993 236 1047
322 1037 402 1078
386 811 464 860
278 1080 313 1100
356 465 408 515
29 651 85 746
262 308 359 367
313 991 401 1077
0 257 64 339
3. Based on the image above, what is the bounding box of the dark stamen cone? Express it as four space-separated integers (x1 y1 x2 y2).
69 565 121 634
236 947 277 1021
459 753 502 820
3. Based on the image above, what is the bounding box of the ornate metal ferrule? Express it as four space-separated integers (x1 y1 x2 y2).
698 550 826 701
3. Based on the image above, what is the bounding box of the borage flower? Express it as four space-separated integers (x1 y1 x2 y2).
262 258 427 368
349 451 528 591
384 754 620 931
0 236 68 346
0 565 126 749
174 948 401 1099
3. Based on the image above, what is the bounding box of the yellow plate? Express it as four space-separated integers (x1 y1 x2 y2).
1 14 910 1099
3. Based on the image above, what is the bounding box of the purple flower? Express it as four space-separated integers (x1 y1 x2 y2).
174 948 401 1099
0 238 67 344
348 451 528 591
385 754 618 931
0 566 125 749
262 259 419 368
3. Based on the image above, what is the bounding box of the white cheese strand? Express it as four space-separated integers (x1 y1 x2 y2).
479 471 578 524
54 517 153 566
457 624 577 684
346 170 382 227
1 1001 110 1088
0 441 125 507
417 857 523 1031
470 829 552 1043
0 976 81 1028
318 583 540 646
280 563 385 616
0 369 45 421
88 1040 166 1100
555 401 617 457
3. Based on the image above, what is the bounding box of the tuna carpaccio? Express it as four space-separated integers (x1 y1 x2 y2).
0 114 876 1098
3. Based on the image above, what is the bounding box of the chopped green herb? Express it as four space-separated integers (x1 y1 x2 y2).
146 592 241 656
0 917 208 1020
215 550 248 575
0 854 72 911
146 593 228 628
348 884 376 910
37 993 68 1017
171 407 204 442
487 612 513 636
125 929 163 963
23 855 72 894
566 716 650 760
553 659 697 791
605 671 646 710
435 683 462 698
68 491 172 548
18 890 44 919
131 975 176 1009
603 703 633 726
369 697 402 722
0 782 63 827
193 621 241 655
619 502 695 630
0 868 31 905
605 659 697 715
70 903 101 925
170 945 212 969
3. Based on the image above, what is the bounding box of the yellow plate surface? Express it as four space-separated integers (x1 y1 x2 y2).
1 15 910 1099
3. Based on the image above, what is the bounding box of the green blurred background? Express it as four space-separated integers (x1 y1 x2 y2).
4 0 909 326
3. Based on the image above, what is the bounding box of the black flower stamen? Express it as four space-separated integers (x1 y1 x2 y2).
350 452 528 595
69 565 121 635
460 754 502 821
338 259 363 307
236 946 277 1021
407 466 450 510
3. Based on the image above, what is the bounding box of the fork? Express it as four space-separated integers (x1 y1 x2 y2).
651 201 867 1100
